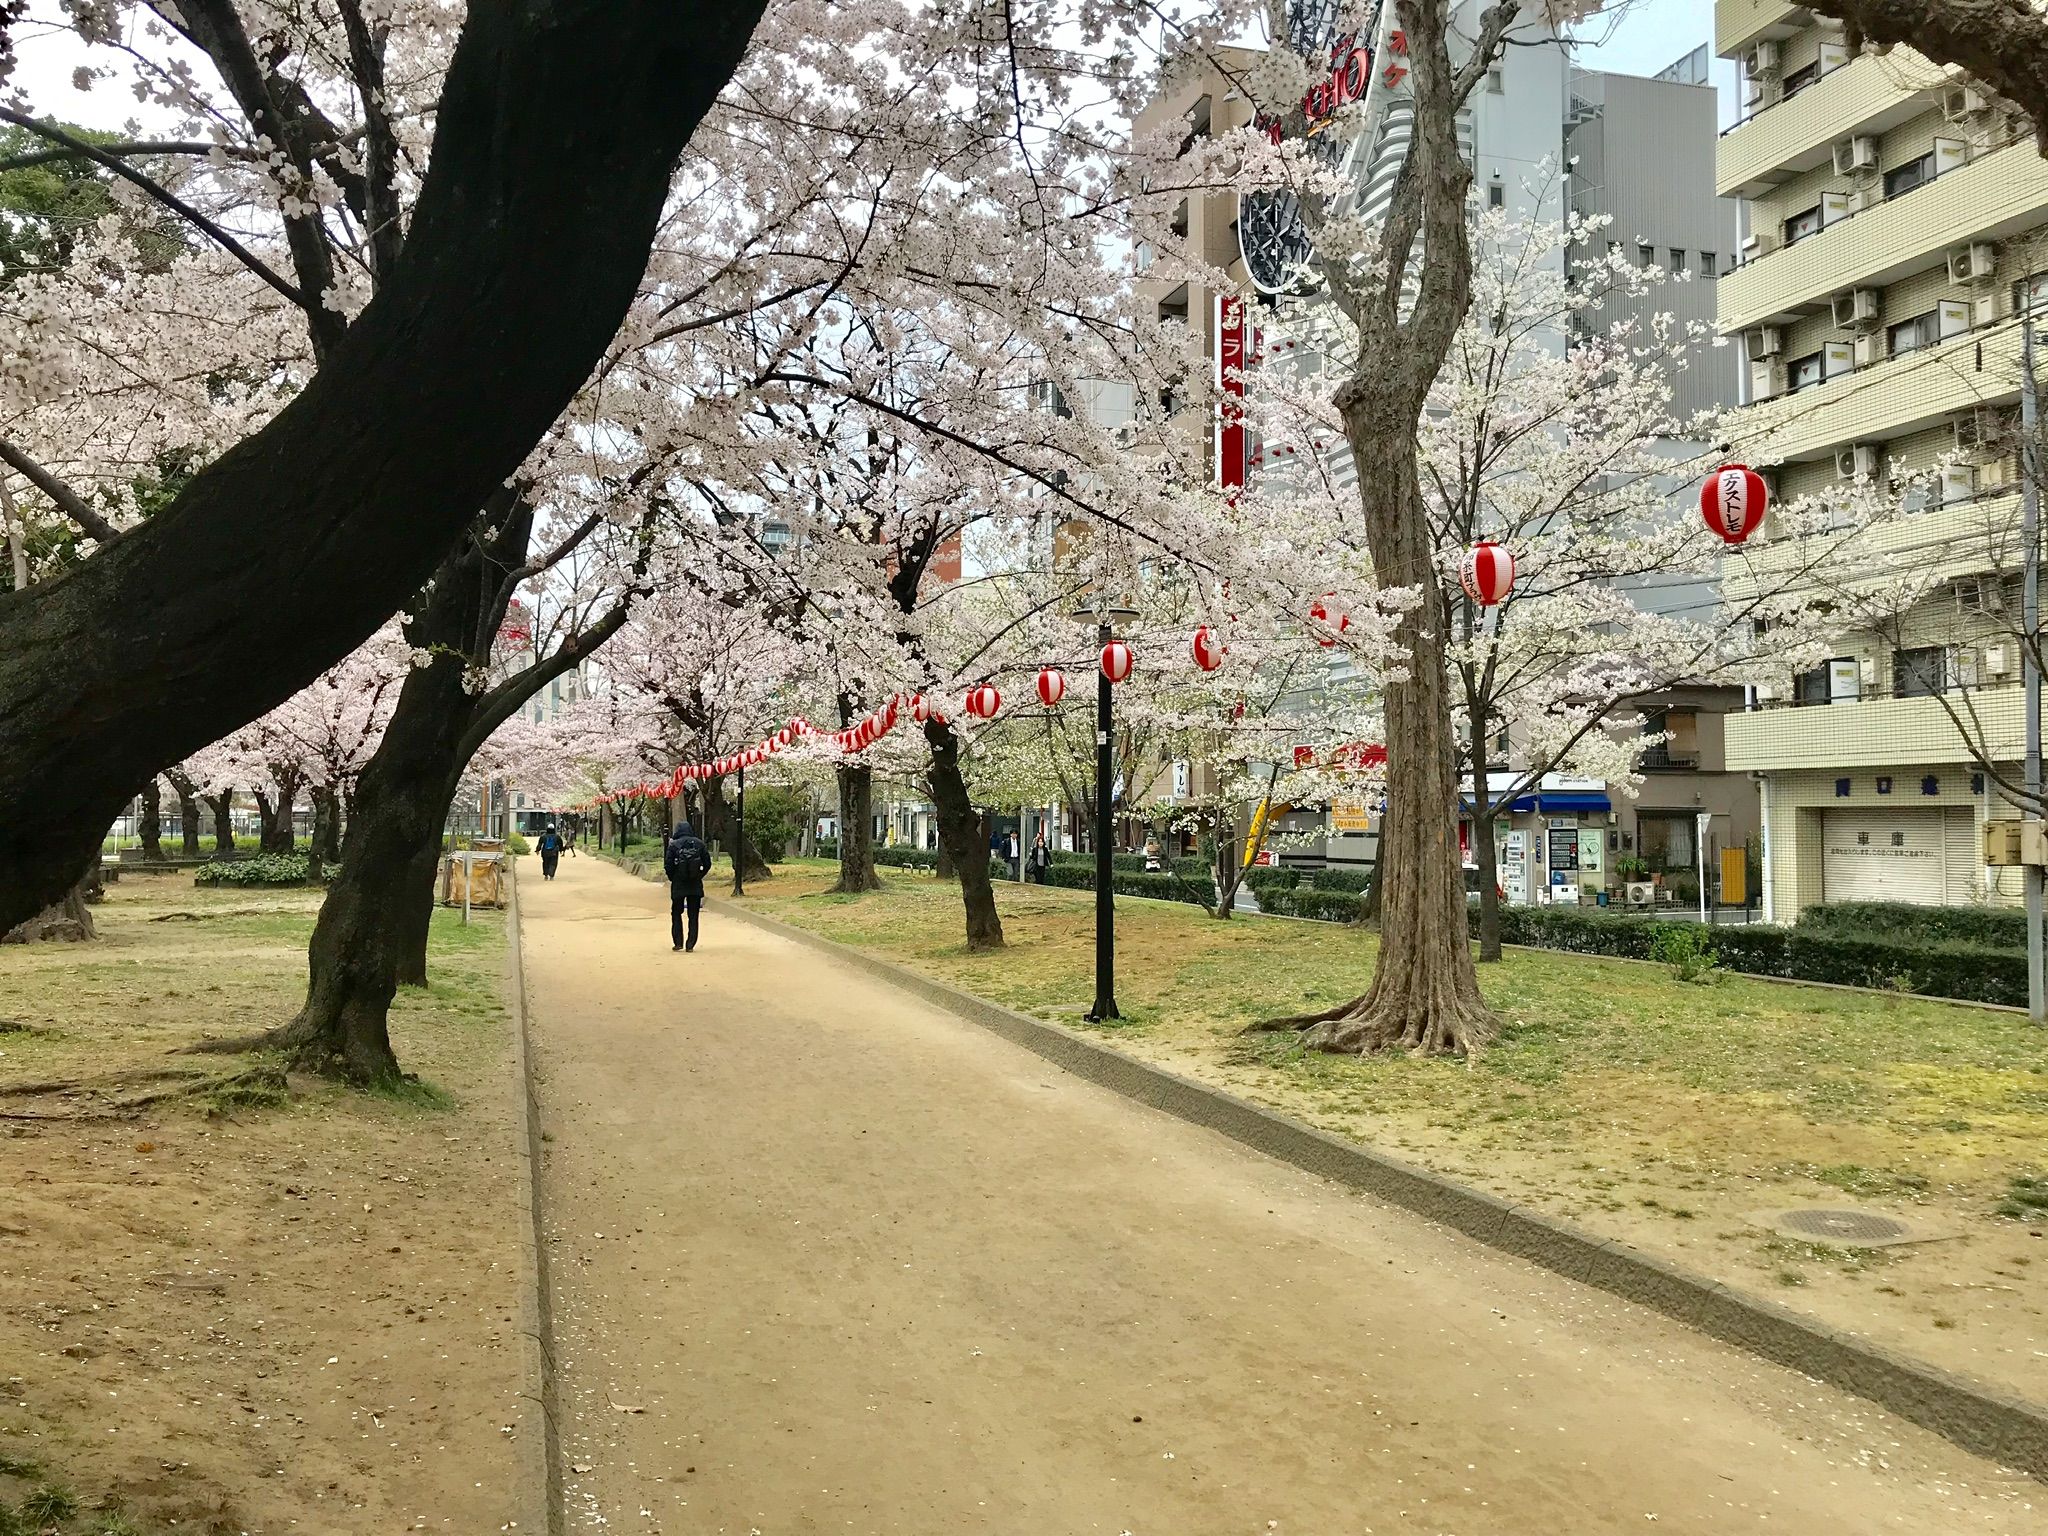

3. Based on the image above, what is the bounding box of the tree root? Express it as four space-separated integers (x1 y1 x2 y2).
0 1063 288 1120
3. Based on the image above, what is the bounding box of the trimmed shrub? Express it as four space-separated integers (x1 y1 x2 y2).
1048 850 1208 880
1307 866 1373 894
1800 901 2027 952
1479 905 2027 1007
815 839 839 859
874 846 940 870
1037 859 1211 908
193 854 325 887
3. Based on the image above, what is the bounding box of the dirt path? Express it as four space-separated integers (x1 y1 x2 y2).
522 855 2046 1534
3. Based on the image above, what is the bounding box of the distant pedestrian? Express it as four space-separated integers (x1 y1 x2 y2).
663 819 714 952
538 823 564 880
1143 834 1163 873
1027 832 1051 883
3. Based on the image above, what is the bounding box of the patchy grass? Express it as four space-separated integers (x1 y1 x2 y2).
733 859 2048 1402
0 873 524 1531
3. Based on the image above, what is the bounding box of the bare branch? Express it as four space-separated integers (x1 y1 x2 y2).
0 438 121 544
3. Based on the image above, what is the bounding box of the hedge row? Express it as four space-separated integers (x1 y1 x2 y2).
872 845 1013 881
1256 884 1367 923
1039 859 1214 909
816 839 839 859
193 853 327 887
1799 900 2028 952
1047 849 1210 881
1485 905 2027 1007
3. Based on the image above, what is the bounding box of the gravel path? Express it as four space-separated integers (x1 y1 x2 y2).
522 854 2045 1534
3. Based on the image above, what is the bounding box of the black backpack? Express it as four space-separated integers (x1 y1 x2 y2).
666 833 710 883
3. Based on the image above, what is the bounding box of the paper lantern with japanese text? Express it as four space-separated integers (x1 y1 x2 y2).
1701 464 1769 546
1459 541 1516 607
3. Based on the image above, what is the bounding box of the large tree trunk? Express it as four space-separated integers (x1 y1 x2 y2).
1284 444 1493 1055
702 778 770 882
138 779 164 861
1265 0 1508 1057
3 864 95 943
168 770 203 857
257 779 299 854
0 0 769 933
320 787 344 864
206 793 234 857
833 764 881 893
306 789 333 884
924 721 1003 949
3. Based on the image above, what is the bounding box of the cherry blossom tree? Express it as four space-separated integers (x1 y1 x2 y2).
0 0 769 930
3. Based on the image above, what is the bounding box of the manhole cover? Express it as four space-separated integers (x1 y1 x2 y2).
1748 1207 1945 1248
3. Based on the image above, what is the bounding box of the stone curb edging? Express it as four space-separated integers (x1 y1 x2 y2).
504 871 566 1535
701 888 2048 1482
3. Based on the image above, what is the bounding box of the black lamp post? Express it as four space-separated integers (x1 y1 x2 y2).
734 761 747 897
1078 603 1138 1023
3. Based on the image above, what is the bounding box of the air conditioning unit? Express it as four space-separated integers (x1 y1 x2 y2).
1954 573 2003 615
1948 242 1998 283
1943 84 1991 122
1739 229 1781 262
1625 881 1656 907
1836 443 1881 478
1942 464 1980 503
1980 456 2011 490
1832 135 1880 175
1745 325 1783 360
1985 643 2015 678
1744 40 1782 77
1852 335 1879 368
1831 288 1882 329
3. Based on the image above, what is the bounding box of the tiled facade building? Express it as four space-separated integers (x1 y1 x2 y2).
1717 0 2044 914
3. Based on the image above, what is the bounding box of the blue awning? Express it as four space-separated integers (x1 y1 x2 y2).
1537 791 1611 814
1462 790 1611 816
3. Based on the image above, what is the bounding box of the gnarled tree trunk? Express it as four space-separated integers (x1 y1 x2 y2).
206 793 234 857
3 863 95 943
138 779 164 861
168 769 203 857
833 764 881 893
924 720 1003 949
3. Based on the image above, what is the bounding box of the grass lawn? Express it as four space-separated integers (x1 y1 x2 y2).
732 857 2048 1403
0 873 527 1534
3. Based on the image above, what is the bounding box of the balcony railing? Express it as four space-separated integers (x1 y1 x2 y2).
1638 747 1702 770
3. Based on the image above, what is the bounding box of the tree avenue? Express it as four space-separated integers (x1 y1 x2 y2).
10 0 2030 1076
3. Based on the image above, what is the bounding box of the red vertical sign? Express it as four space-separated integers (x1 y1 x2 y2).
1217 295 1247 496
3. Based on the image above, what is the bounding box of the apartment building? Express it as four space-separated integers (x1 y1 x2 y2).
1717 0 2044 916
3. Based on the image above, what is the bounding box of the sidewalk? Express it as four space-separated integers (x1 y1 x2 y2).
519 855 2044 1533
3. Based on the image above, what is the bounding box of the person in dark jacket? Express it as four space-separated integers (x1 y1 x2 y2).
1026 831 1051 883
537 823 563 880
663 820 714 951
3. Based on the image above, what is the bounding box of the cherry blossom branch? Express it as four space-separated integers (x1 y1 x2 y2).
0 139 222 173
0 109 309 313
0 438 121 544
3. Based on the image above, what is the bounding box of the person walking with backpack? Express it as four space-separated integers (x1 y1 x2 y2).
663 820 714 952
537 823 564 880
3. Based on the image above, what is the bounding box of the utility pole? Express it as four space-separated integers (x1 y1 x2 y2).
1089 617 1119 1022
2022 310 2044 1025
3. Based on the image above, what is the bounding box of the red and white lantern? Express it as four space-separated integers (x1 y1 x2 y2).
1192 624 1225 672
965 684 1001 720
1308 596 1351 648
1035 667 1066 707
911 694 933 723
1460 541 1516 607
1701 463 1769 546
1100 640 1133 683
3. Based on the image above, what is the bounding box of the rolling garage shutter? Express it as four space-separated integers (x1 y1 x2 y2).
1821 807 1961 906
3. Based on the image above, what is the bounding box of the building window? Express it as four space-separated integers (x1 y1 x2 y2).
1669 247 1686 271
1638 814 1697 871
1788 350 1825 391
1636 242 1654 268
1782 60 1820 97
1884 152 1935 199
1699 251 1717 276
1922 775 1940 795
1487 65 1505 93
1887 309 1941 356
1835 777 1852 797
1894 645 1947 698
2013 271 2048 315
1785 205 1823 244
1797 665 1833 704
1488 181 1505 209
